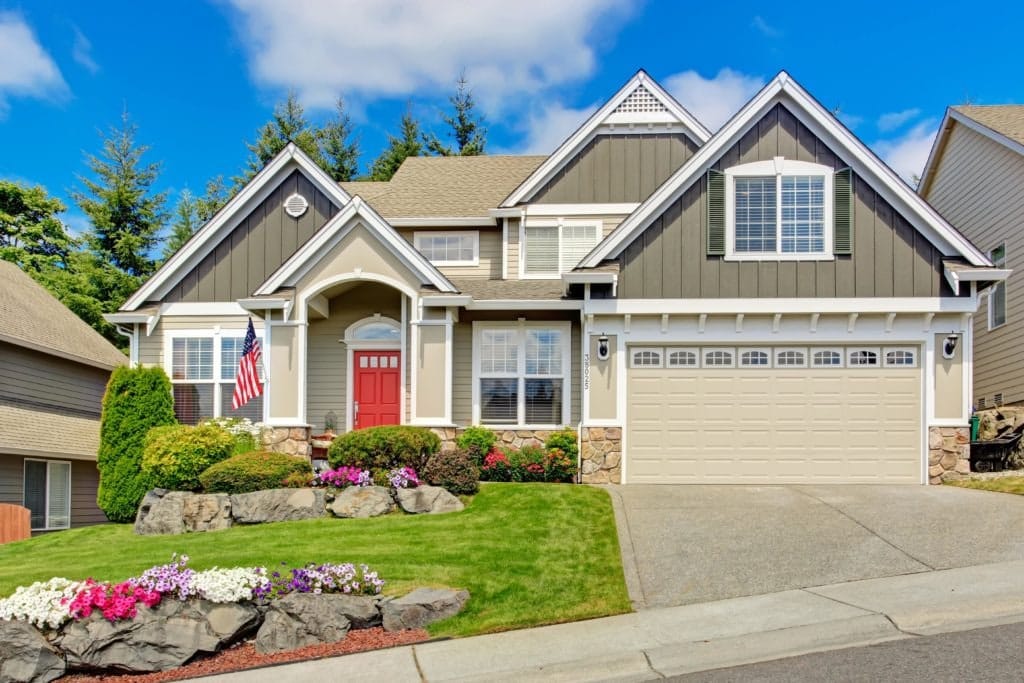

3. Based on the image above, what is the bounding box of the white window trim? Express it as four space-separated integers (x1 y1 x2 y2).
630 347 664 368
24 458 71 531
343 316 402 350
724 157 834 262
520 219 601 280
471 321 571 428
988 243 1007 330
413 231 480 267
774 347 808 368
666 347 700 368
739 347 772 368
847 347 881 368
702 347 736 368
164 327 264 422
883 346 918 368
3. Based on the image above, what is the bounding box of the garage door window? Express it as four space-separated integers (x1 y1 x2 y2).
631 349 663 368
775 349 807 367
848 349 880 367
884 348 917 367
812 349 843 367
667 349 698 367
703 349 735 367
740 349 770 367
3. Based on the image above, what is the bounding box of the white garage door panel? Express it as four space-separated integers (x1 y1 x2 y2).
627 366 921 484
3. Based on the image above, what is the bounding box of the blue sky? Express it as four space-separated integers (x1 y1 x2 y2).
1 1 1022 238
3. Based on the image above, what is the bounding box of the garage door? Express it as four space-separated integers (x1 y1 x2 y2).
626 345 921 484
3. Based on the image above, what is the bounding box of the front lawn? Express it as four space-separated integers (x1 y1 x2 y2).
0 483 630 637
946 476 1024 496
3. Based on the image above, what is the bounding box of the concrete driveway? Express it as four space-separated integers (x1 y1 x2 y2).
607 485 1024 610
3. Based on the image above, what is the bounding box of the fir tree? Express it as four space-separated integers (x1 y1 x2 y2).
240 90 324 183
320 97 360 181
162 189 200 260
424 75 487 156
369 108 424 181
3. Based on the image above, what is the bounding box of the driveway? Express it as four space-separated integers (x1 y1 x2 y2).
607 485 1024 609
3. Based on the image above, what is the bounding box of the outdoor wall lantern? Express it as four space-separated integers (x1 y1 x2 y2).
597 335 611 361
942 334 959 359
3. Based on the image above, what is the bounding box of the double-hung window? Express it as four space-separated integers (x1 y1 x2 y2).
168 330 264 425
474 322 571 426
522 221 600 277
414 231 479 266
989 244 1007 329
24 459 71 530
725 158 833 260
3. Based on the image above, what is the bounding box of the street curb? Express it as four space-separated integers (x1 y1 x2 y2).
600 484 646 610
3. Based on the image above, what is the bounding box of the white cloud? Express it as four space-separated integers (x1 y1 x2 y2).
72 26 99 74
877 108 920 133
225 0 632 112
874 120 938 185
664 68 765 132
751 15 780 38
508 101 599 154
0 13 68 115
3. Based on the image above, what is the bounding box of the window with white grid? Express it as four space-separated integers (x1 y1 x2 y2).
169 331 263 425
523 222 600 277
740 349 771 367
812 349 843 367
775 349 807 367
630 348 663 368
884 348 917 367
475 324 569 426
667 349 698 367
848 349 880 367
414 231 478 266
703 349 735 367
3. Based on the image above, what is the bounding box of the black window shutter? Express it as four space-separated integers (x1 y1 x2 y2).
706 169 726 256
833 167 853 255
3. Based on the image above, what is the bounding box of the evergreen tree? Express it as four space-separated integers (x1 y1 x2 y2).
72 111 168 279
424 75 487 156
369 108 424 181
195 176 230 222
162 189 200 260
0 181 74 275
320 97 360 181
240 90 324 183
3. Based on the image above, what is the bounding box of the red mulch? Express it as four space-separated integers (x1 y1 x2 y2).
58 628 429 682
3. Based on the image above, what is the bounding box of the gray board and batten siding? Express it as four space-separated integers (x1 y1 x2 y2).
527 133 699 204
163 170 340 303
616 104 960 299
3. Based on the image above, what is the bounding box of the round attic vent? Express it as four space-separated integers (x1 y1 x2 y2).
284 192 309 218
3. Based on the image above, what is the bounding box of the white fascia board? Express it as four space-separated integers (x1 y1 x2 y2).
421 295 472 307
237 298 290 311
562 272 618 284
918 108 955 195
467 300 582 311
159 302 251 316
582 72 991 268
944 266 1012 295
122 144 352 311
500 70 710 208
583 297 980 315
388 217 494 227
104 312 151 324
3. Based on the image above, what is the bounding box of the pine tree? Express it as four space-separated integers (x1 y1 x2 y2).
319 97 360 181
240 91 324 183
0 181 74 275
162 190 200 260
369 108 424 181
424 75 487 156
196 176 230 222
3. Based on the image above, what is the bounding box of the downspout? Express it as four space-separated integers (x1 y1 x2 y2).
577 308 586 484
114 324 136 366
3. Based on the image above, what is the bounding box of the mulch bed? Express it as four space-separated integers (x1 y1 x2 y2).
58 627 430 682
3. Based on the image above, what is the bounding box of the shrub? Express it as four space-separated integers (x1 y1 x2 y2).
97 366 177 522
199 451 313 494
508 445 548 482
544 448 578 483
327 425 440 471
282 471 314 488
202 417 265 456
423 449 479 494
545 428 578 461
480 448 514 482
142 423 235 491
456 426 498 464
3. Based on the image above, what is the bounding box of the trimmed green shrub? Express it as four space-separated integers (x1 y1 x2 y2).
545 428 579 461
543 448 578 483
456 426 497 464
508 446 548 482
423 449 479 495
199 451 313 494
97 366 176 522
142 424 235 491
328 426 440 471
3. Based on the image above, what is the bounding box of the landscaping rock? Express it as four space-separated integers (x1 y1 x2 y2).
254 593 357 654
134 490 232 536
57 599 259 673
230 488 326 524
181 493 232 532
0 619 65 683
329 486 394 518
394 485 464 515
382 587 469 631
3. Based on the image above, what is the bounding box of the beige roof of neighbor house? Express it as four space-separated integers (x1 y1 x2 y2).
954 105 1024 147
450 278 567 301
340 155 546 219
0 260 127 370
0 400 102 460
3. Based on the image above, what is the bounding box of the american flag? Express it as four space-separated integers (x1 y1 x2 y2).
232 317 263 410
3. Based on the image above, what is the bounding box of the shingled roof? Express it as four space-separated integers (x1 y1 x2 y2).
341 155 545 219
954 105 1024 148
0 260 126 370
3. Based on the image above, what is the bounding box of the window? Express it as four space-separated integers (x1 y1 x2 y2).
169 331 264 425
523 222 600 277
631 348 663 368
703 348 735 367
474 324 570 426
24 460 70 530
848 349 880 367
990 244 1006 329
740 349 771 367
812 349 843 367
775 348 807 367
726 158 832 260
884 348 917 367
667 349 698 367
414 231 479 266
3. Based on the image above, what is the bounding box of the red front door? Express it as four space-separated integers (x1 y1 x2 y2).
353 351 401 429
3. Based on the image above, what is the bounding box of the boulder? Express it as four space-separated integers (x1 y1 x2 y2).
57 599 259 673
382 587 469 631
394 485 464 515
254 593 362 654
0 619 65 683
134 490 232 536
181 493 232 532
230 488 326 524
329 486 394 518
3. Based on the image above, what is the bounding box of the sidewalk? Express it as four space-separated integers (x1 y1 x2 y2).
202 558 1024 682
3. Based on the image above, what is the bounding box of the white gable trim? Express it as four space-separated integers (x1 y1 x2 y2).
582 72 991 269
500 70 711 208
920 108 1024 194
121 143 352 311
255 196 458 295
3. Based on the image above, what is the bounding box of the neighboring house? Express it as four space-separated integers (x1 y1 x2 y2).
0 261 126 531
919 105 1023 410
107 70 1005 485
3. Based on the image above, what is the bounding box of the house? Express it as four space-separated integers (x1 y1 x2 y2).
919 106 1023 410
106 70 1006 485
0 260 126 531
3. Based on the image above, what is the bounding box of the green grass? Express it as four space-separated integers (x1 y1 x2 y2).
0 483 631 637
946 476 1024 495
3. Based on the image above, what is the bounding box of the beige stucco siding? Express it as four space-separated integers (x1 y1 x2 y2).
587 335 617 421
934 333 965 419
415 324 447 420
0 343 110 416
923 122 1024 405
397 227 501 280
617 103 956 299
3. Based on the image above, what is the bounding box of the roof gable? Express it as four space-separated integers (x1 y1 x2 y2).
582 71 990 268
919 106 1024 195
500 70 711 207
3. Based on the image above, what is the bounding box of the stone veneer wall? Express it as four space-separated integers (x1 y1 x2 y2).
928 426 970 483
580 427 622 484
262 426 312 459
431 427 555 452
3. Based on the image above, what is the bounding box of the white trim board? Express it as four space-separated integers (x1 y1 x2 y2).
920 107 1024 194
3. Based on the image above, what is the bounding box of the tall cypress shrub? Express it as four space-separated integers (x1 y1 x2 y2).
97 366 176 522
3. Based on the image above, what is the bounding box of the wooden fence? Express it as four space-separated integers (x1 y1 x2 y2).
0 503 31 543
